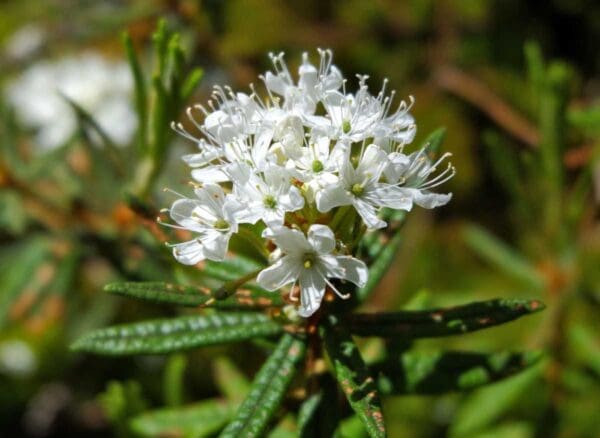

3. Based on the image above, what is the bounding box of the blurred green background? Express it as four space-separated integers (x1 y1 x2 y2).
1 0 599 437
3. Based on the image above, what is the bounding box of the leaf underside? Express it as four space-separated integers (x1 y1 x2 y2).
71 312 282 355
105 281 284 309
220 333 306 437
344 298 545 338
322 322 386 438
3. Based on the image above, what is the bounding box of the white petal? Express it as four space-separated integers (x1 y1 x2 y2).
298 268 327 317
316 184 353 213
191 166 229 183
262 226 310 254
201 232 231 261
353 198 386 230
170 199 213 231
323 255 368 287
307 224 336 254
279 186 305 212
257 256 301 291
357 144 388 179
410 189 452 209
172 240 205 265
370 185 413 211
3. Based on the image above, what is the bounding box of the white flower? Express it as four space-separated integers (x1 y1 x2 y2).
232 165 304 226
257 225 367 317
166 183 243 265
263 49 342 115
316 144 413 229
5 52 136 151
286 136 344 202
165 49 455 317
305 76 416 145
385 149 454 209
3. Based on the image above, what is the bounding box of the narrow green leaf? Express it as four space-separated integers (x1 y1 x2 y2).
213 357 251 404
71 313 282 355
321 320 386 438
164 354 187 407
449 361 545 436
422 126 447 157
130 399 235 437
335 415 369 438
181 67 204 101
462 224 545 289
220 334 306 437
356 228 403 302
122 32 148 155
568 323 600 377
105 281 214 306
105 281 283 309
376 350 544 395
524 41 544 103
344 298 545 338
299 375 341 438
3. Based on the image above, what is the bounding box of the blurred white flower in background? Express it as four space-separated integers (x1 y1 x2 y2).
3 24 45 60
0 339 37 378
5 52 137 151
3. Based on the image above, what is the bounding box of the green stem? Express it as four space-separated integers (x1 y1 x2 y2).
237 227 270 261
329 205 352 232
213 268 264 300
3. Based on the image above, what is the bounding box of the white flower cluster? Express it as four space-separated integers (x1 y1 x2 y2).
6 52 137 151
167 50 454 317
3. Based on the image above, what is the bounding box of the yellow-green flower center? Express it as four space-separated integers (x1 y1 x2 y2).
263 195 277 209
312 160 324 173
351 183 364 196
303 255 315 269
213 219 230 230
342 119 351 134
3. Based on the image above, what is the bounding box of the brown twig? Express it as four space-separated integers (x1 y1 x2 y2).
434 65 540 148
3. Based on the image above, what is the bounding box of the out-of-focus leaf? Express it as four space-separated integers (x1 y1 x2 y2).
105 281 283 309
568 104 600 137
568 323 600 377
71 313 282 355
164 354 186 407
376 350 544 395
203 256 264 282
321 319 386 438
524 41 544 103
213 357 251 404
344 298 545 338
356 228 403 302
268 414 297 438
449 361 545 437
99 380 148 437
297 394 321 436
462 224 545 289
422 127 447 157
334 415 368 438
130 399 235 438
298 375 341 438
0 238 50 326
220 333 306 437
0 190 27 234
123 32 148 155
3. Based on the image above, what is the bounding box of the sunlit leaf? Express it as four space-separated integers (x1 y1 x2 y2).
321 319 386 438
220 334 306 437
130 399 235 437
344 298 545 338
71 312 282 355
